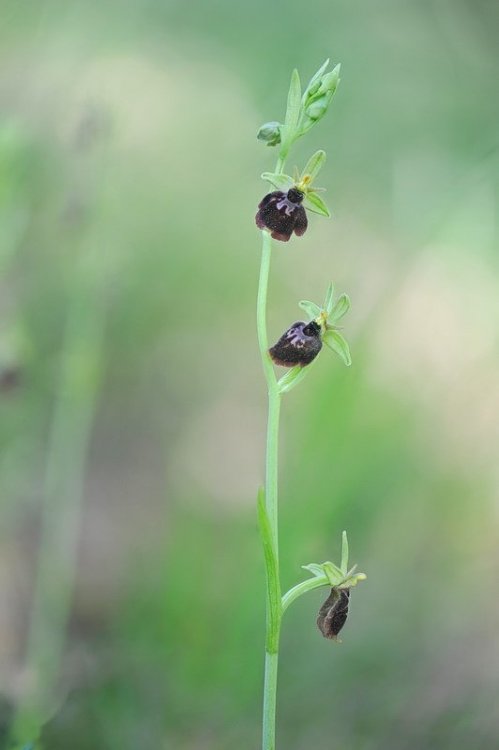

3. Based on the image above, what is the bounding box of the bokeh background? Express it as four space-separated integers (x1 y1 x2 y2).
1 1 499 748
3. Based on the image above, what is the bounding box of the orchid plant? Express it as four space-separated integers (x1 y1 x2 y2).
254 60 366 750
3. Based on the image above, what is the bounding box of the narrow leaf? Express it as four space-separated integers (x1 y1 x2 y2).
323 330 352 366
261 172 294 192
323 283 335 316
303 192 331 217
299 299 322 320
281 69 302 148
257 488 281 651
300 150 326 182
330 293 351 324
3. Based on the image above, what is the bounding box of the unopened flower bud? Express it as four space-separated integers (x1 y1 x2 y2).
305 97 329 121
257 121 282 147
317 66 340 96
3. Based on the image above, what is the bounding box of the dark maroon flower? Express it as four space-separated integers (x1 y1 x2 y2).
255 187 308 242
317 588 350 640
269 320 322 367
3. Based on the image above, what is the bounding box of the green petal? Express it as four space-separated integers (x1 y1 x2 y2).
300 150 326 182
329 293 351 324
323 330 352 366
261 172 294 192
303 192 331 217
299 299 322 320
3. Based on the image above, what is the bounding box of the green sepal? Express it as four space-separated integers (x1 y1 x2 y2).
323 283 335 316
323 330 352 366
261 172 294 192
303 560 366 589
300 150 326 182
257 488 281 652
281 68 301 149
299 299 322 320
303 191 331 217
329 293 351 323
302 563 326 578
303 561 344 587
341 529 349 575
321 561 345 585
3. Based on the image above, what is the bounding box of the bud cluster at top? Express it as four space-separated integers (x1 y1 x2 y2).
257 59 341 152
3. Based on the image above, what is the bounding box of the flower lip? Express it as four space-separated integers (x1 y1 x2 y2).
317 588 350 640
269 320 322 367
255 190 308 242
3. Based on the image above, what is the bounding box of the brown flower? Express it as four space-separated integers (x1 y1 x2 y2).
255 188 308 242
269 321 322 367
317 588 350 640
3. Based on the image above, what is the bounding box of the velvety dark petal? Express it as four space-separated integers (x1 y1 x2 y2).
255 211 267 230
270 229 292 242
293 205 308 236
269 321 322 367
317 588 350 640
258 191 280 210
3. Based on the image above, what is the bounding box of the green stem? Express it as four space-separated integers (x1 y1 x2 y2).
281 575 330 614
262 651 279 750
257 142 290 750
257 228 282 750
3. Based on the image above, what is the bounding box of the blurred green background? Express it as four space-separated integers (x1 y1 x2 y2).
1 0 498 748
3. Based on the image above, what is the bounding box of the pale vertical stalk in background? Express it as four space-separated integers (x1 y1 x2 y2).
9 262 105 749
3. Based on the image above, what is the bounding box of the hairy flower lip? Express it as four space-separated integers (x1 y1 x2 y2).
317 588 350 640
269 320 322 367
255 189 308 242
